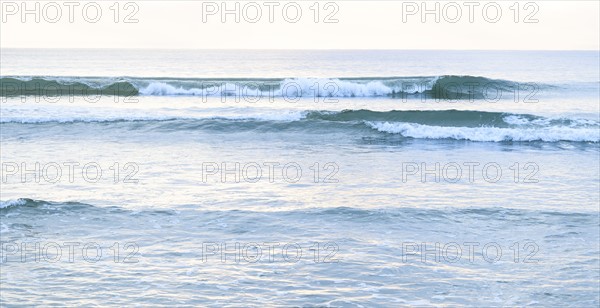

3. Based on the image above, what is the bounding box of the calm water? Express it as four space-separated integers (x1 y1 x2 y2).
1 49 599 306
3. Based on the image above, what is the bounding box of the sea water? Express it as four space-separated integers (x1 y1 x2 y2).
1 49 599 306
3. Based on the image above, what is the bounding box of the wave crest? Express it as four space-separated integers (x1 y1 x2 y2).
1 75 548 99
2 109 597 143
365 121 599 142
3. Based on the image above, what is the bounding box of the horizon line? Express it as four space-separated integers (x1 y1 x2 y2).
1 47 599 51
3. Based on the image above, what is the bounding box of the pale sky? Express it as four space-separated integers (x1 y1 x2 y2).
1 1 598 50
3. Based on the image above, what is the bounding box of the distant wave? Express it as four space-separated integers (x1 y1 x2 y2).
2 110 598 143
0 198 29 209
0 198 93 210
2 200 597 223
0 198 140 215
0 77 138 96
0 75 553 99
365 121 598 142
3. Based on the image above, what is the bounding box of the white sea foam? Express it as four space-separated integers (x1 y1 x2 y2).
503 115 532 125
139 82 263 96
0 198 27 209
276 78 395 97
366 121 600 142
138 78 400 97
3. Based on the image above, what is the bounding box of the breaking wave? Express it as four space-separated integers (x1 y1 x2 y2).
0 75 552 99
2 109 597 143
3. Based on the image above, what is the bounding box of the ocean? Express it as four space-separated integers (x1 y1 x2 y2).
1 49 599 306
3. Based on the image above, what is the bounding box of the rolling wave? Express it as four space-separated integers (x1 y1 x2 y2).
365 121 598 142
2 109 597 143
0 75 550 99
2 199 597 223
0 198 94 211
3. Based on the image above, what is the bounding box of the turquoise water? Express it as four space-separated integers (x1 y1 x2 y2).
1 49 599 306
